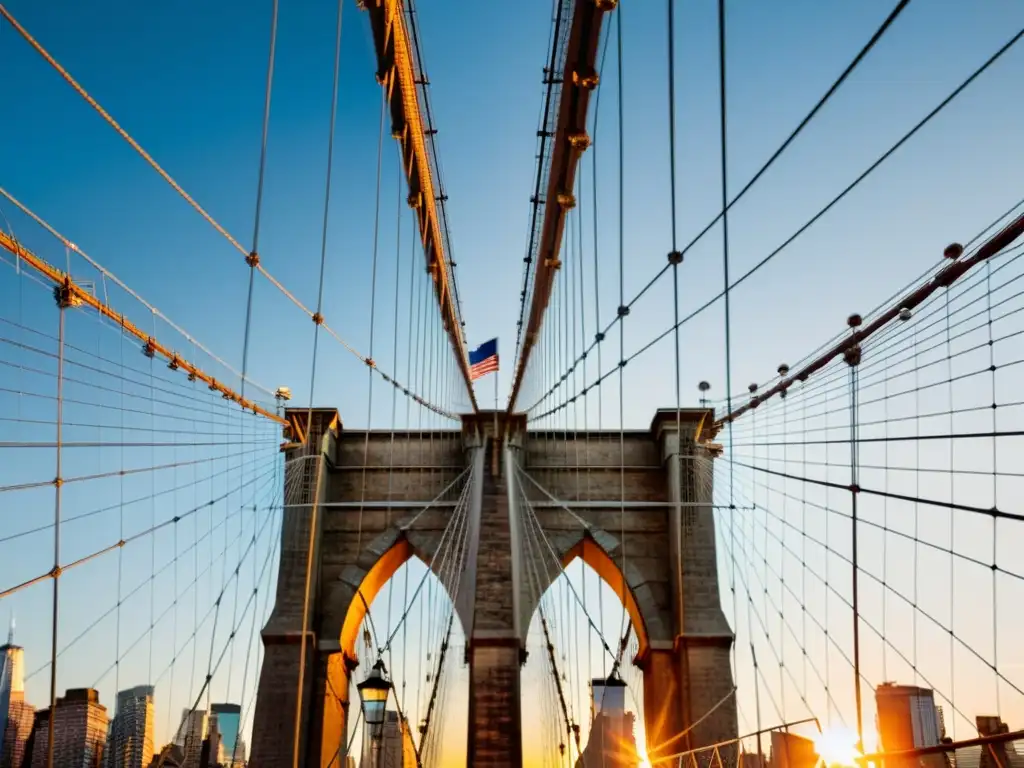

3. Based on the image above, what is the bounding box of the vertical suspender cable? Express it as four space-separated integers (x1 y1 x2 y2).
149 314 157 688
847 334 864 749
357 87 387 557
293 3 344 767
46 296 66 768
986 260 1000 718
384 162 404 675
615 0 628 675
665 0 692 756
241 0 279 399
116 324 126 708
717 0 740 693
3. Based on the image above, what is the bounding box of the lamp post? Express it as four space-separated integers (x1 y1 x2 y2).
357 659 392 768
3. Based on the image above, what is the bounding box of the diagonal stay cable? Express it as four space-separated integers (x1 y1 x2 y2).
156 497 281 768
0 457 280 599
720 458 1024 703
718 462 1000 736
0 443 272 544
415 473 475 756
512 464 620 665
26 458 281 680
377 467 474 656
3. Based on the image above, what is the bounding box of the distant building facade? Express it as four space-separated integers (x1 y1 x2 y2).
575 711 641 768
209 705 243 768
0 621 34 768
770 731 817 768
30 688 108 768
576 677 641 768
875 683 946 768
361 711 415 768
23 710 48 768
174 710 208 768
106 686 154 768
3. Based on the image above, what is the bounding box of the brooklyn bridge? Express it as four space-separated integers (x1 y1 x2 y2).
0 1 1023 767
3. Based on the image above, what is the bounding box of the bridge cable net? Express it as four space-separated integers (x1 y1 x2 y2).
326 450 476 768
0 1 469 421
710 203 1024 763
259 2 475 765
0 199 288 768
510 447 651 767
262 0 478 765
518 5 1024 424
509 2 724 764
0 0 476 766
507 0 1024 764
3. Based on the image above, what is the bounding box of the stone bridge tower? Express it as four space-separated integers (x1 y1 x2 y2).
249 407 737 768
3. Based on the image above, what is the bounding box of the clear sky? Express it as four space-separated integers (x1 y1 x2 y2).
2 0 1024 764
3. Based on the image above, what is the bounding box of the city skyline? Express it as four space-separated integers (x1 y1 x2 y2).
0 625 250 768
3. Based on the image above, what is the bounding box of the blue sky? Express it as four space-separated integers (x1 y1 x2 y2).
2 1 1022 420
2 0 1024 760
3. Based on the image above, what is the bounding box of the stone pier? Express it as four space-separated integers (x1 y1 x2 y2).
249 408 736 768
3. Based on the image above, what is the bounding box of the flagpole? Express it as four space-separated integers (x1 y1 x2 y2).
493 366 499 465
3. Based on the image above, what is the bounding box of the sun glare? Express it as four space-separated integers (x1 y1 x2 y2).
813 726 862 767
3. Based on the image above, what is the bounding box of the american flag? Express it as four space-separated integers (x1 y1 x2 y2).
469 338 498 381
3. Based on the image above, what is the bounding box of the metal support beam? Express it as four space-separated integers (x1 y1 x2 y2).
362 0 478 411
507 0 613 410
0 231 287 426
717 212 1024 428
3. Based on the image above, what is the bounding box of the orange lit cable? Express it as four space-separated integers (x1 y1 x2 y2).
0 230 287 425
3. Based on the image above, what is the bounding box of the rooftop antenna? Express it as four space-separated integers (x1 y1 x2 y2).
7 613 13 645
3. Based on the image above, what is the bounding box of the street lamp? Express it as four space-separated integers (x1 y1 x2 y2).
357 659 392 739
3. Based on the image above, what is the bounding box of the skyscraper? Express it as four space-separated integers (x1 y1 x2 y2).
361 711 415 768
1 696 35 768
0 619 34 768
576 677 641 768
0 638 10 766
875 683 946 768
23 709 48 768
106 686 154 768
30 688 108 768
174 710 208 768
209 705 243 768
0 617 24 767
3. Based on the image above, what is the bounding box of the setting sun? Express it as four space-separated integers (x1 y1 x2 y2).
814 726 862 768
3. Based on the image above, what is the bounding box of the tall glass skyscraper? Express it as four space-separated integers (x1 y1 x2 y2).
0 638 9 767
875 682 946 768
106 685 155 768
0 618 29 768
210 704 242 767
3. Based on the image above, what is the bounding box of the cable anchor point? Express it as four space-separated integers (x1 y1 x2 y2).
845 313 863 366
53 278 81 309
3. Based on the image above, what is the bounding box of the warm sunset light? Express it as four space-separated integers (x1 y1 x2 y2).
814 726 862 768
